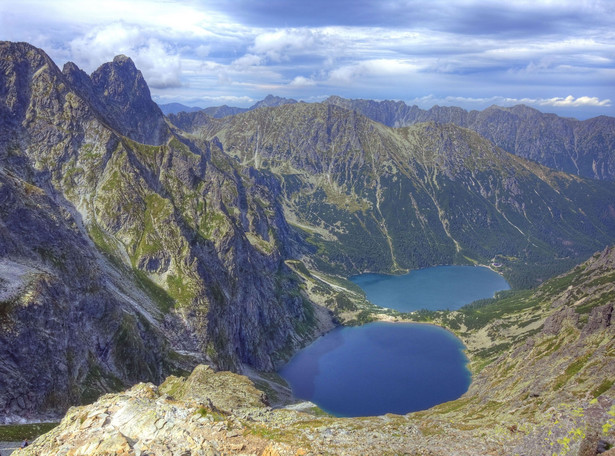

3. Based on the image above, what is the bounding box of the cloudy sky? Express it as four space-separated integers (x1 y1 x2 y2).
1 0 614 118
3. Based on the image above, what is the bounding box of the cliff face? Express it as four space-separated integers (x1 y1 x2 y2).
324 96 615 181
0 41 333 421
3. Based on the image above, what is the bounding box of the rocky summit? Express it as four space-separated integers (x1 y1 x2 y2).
1 41 615 455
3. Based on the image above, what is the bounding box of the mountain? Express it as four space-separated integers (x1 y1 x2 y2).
2 40 615 430
63 55 169 146
324 96 615 180
166 95 299 130
158 102 202 115
0 41 333 421
202 105 247 118
249 94 297 110
191 102 615 287
18 248 615 455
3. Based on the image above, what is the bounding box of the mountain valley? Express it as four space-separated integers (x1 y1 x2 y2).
1 41 614 455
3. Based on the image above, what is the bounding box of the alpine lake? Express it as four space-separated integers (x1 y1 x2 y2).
279 265 510 417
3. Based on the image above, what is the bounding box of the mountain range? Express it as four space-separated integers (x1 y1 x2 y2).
1 41 614 454
170 95 615 181
160 94 297 117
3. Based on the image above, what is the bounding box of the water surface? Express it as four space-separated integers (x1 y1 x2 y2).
279 322 471 417
350 265 509 312
280 265 510 417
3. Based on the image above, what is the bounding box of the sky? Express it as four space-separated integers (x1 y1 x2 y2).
1 0 614 119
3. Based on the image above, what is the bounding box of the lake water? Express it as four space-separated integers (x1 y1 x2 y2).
279 322 471 417
350 265 510 312
279 265 510 417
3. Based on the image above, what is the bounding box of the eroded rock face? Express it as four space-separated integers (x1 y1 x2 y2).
324 96 615 180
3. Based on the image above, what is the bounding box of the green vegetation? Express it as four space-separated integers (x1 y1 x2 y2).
80 363 125 405
196 406 226 422
456 289 539 330
0 422 59 441
133 268 175 313
592 379 614 398
166 274 197 308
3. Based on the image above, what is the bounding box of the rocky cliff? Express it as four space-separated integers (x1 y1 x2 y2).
0 41 333 421
324 96 615 181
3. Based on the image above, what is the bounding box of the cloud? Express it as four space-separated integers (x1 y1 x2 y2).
537 95 611 108
208 0 615 36
407 95 612 110
69 22 182 88
199 95 256 105
251 29 326 61
329 59 422 84
232 53 263 68
289 76 316 87
2 0 613 118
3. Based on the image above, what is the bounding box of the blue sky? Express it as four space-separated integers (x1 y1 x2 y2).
1 0 614 118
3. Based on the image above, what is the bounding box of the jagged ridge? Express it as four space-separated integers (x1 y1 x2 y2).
324 96 615 180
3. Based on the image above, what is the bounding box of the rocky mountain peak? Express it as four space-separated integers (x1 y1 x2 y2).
88 54 169 145
0 41 64 129
250 94 297 110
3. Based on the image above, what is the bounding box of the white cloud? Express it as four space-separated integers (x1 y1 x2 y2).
289 76 317 87
200 95 256 105
329 59 422 84
407 95 612 109
232 54 263 68
537 95 611 108
2 0 613 117
251 29 325 62
70 22 182 88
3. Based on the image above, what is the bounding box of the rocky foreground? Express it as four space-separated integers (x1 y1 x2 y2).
18 363 615 456
19 248 615 455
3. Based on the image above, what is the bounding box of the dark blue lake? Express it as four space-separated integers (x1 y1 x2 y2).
279 322 471 417
279 265 510 417
350 265 509 312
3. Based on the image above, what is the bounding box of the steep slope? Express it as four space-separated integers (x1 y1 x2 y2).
196 102 615 287
412 245 615 455
20 248 615 455
325 96 615 180
0 42 332 420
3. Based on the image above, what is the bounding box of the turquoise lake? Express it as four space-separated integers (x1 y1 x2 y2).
350 265 510 312
279 265 510 417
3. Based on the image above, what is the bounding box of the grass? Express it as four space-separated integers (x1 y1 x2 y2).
0 422 59 441
553 353 592 391
592 379 614 398
196 407 226 422
133 269 175 313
